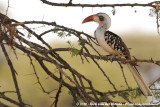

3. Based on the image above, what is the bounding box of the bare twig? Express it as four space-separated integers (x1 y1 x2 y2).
155 2 160 35
117 61 130 89
5 0 10 16
1 43 24 107
0 92 23 106
27 54 52 94
149 77 160 88
40 0 155 7
51 71 63 107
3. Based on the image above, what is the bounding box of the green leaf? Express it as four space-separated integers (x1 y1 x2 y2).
67 41 80 56
99 95 106 101
120 91 129 99
58 32 65 38
71 48 80 56
68 90 77 95
108 90 116 98
67 41 71 46
133 87 143 98
78 40 85 46
53 27 59 33
120 85 124 87
53 27 71 38
66 33 71 37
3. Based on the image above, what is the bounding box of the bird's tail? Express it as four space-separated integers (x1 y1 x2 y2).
127 63 152 96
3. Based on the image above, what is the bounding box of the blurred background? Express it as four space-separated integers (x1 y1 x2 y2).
0 0 160 107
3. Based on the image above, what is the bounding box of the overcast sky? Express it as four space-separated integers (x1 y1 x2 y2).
0 0 159 37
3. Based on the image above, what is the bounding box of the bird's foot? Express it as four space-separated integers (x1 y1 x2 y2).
98 55 104 60
106 54 117 62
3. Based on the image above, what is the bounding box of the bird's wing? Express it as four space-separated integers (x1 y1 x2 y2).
104 31 130 59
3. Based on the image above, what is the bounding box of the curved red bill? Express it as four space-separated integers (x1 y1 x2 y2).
82 15 96 24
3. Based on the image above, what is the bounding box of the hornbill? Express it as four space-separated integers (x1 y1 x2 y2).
82 13 152 96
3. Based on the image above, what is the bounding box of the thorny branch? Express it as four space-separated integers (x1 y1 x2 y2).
27 54 54 94
51 71 63 107
50 48 160 65
0 91 31 107
0 1 160 106
40 0 155 7
1 43 24 107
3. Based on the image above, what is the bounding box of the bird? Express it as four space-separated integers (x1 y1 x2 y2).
82 12 152 96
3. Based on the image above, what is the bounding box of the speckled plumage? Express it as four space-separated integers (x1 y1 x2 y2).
104 31 130 59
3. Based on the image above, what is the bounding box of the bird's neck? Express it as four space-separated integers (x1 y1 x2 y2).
97 23 108 32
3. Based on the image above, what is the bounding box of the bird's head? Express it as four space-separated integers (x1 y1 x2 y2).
82 13 111 29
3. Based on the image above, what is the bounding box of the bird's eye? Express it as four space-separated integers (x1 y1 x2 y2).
99 16 104 21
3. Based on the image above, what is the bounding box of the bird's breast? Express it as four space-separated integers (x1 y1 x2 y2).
95 30 116 54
